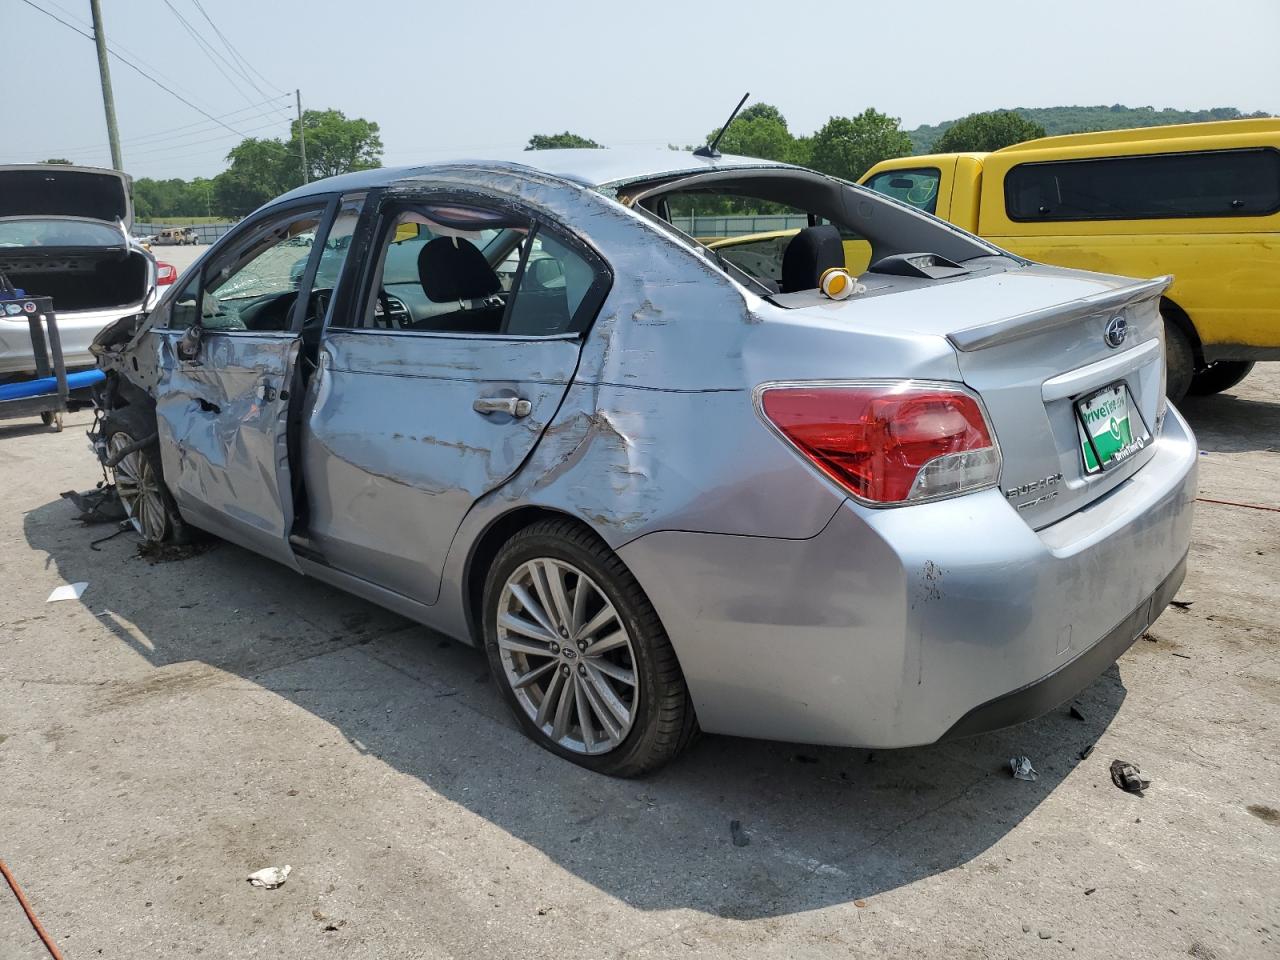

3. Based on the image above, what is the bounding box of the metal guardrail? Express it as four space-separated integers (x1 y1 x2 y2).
133 215 812 244
670 215 809 237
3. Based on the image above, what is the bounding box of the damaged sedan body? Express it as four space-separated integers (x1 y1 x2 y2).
88 150 1197 776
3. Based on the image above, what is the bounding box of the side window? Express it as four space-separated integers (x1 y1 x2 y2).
169 274 200 330
864 167 942 214
200 207 326 332
1005 148 1280 221
302 196 363 325
504 231 600 336
353 200 607 337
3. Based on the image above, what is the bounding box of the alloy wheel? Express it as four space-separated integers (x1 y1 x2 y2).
109 431 169 541
496 558 639 754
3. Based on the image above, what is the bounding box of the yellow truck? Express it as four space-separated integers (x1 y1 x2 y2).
860 119 1280 400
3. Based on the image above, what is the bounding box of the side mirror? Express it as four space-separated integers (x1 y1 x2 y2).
177 322 204 363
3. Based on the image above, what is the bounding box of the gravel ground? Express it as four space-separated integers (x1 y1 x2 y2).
0 364 1276 959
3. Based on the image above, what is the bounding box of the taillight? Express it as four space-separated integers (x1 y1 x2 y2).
156 262 177 286
758 381 1001 505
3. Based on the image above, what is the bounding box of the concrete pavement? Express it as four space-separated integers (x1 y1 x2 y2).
0 366 1277 959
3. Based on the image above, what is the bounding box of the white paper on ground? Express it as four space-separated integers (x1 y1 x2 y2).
247 865 292 889
46 582 89 602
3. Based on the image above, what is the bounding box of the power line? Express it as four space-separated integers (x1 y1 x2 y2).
161 0 260 110
5 96 293 160
189 0 284 100
17 0 250 139
43 0 229 123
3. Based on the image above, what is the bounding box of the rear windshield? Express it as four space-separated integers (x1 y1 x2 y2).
1005 148 1280 221
0 218 124 247
864 167 942 214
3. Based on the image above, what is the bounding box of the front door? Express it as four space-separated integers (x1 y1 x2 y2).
300 194 610 605
154 198 337 566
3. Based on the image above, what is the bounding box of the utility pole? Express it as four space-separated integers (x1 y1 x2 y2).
296 89 309 184
89 0 123 170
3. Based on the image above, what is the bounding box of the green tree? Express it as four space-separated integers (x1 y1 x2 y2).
736 103 787 127
288 109 383 181
934 110 1046 152
710 115 795 162
526 131 603 150
808 109 913 181
214 138 295 217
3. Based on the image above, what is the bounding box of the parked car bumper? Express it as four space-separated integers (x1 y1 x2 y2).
0 304 142 376
618 405 1198 748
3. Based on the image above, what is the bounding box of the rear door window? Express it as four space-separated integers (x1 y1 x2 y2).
863 167 942 214
1005 148 1280 221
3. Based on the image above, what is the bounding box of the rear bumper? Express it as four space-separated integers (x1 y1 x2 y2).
940 552 1184 740
619 406 1198 748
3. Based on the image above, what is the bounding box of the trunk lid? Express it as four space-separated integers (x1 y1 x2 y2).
0 164 132 227
944 266 1169 528
774 259 1170 528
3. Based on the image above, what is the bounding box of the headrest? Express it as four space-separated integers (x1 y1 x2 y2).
417 236 501 302
780 224 845 293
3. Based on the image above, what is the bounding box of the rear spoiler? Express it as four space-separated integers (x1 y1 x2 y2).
948 275 1172 352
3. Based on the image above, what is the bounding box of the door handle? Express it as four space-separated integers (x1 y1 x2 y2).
473 396 532 418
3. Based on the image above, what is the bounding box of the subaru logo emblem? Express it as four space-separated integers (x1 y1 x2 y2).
1104 315 1127 348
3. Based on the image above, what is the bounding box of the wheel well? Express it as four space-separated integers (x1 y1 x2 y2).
463 506 586 644
1160 297 1204 368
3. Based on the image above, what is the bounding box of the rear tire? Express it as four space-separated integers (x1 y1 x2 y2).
1163 320 1195 404
103 406 186 544
483 518 696 777
1189 360 1254 396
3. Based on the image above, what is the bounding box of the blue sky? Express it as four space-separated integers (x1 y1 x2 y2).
6 0 1279 179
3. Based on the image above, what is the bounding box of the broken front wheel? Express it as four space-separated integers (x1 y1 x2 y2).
102 408 184 543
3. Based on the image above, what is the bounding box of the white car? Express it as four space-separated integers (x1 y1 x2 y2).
0 164 162 377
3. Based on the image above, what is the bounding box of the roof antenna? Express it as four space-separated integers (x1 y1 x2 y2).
694 92 750 159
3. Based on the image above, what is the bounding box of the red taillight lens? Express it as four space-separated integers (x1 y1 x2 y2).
760 382 1000 504
156 262 177 286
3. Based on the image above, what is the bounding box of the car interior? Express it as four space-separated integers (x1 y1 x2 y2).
352 203 596 338
620 168 1011 305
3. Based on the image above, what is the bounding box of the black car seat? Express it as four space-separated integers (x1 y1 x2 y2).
780 224 845 293
415 236 505 332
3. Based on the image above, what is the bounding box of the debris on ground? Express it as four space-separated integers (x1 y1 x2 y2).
61 486 126 524
793 754 819 764
729 820 750 847
1079 743 1096 761
136 539 216 564
1110 760 1151 796
46 582 88 603
1170 599 1194 609
1069 704 1086 721
1009 756 1038 781
1084 887 1097 896
246 865 292 889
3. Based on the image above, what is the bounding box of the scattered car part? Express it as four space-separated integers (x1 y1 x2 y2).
1110 759 1151 796
1009 756 1038 781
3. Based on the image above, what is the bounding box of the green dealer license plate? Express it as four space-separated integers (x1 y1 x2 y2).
1076 382 1150 473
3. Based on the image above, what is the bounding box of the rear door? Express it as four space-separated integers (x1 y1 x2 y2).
300 192 610 605
152 197 337 566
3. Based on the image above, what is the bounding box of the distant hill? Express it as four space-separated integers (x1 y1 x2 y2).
907 105 1273 153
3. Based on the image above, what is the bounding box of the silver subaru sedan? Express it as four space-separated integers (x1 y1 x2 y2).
88 150 1196 776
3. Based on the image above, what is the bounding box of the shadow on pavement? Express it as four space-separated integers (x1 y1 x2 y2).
24 499 1122 920
1179 385 1280 455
